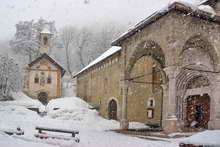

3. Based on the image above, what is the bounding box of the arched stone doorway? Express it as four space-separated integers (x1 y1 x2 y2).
185 94 210 129
108 99 117 120
121 40 166 128
176 35 216 130
38 92 48 105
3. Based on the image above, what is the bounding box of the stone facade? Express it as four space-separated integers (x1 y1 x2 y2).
23 54 64 101
76 1 220 130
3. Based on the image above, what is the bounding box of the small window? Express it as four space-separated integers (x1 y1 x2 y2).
43 36 48 45
47 77 51 84
147 108 154 119
147 98 155 108
34 77 39 83
149 100 154 107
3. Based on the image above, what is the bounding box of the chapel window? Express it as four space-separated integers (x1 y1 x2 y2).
40 72 46 86
47 75 51 84
34 74 39 83
43 36 48 45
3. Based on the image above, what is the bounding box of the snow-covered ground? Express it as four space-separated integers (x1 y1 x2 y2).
0 92 197 147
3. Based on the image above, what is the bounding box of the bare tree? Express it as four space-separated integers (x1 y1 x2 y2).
55 22 126 73
75 28 91 68
60 26 76 74
0 55 21 100
10 18 57 63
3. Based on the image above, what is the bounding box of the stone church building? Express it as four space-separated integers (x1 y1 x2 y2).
23 27 65 104
74 0 220 131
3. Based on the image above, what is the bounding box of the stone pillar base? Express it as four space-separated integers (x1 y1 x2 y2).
164 116 180 133
120 119 129 130
208 120 220 129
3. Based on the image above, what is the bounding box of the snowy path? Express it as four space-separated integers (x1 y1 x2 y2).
0 94 180 147
79 130 178 147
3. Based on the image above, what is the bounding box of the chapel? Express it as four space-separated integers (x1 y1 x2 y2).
23 26 65 104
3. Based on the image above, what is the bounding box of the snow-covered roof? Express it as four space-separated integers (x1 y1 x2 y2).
41 27 52 34
112 0 217 46
28 53 66 76
180 130 220 146
74 46 121 77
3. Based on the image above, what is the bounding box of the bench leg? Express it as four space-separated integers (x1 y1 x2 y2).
72 133 75 137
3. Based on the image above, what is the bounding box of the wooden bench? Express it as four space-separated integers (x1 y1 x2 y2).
35 127 79 142
3 127 24 136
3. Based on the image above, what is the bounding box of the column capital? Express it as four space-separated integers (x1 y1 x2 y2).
164 65 179 79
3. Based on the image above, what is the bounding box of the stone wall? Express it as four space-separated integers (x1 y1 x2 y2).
76 52 122 119
119 10 220 129
76 49 163 126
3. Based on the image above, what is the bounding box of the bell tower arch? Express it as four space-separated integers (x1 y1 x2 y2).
39 26 53 54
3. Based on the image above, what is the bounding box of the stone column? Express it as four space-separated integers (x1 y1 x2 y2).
120 80 129 130
163 66 180 132
120 46 129 130
209 74 220 129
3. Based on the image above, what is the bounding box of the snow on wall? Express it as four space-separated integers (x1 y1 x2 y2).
74 46 121 77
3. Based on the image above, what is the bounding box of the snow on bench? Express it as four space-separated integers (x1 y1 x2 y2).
1 127 24 136
35 126 80 143
179 130 220 147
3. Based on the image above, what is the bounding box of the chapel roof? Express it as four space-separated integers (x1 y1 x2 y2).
28 53 66 77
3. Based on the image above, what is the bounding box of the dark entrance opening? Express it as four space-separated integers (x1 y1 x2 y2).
38 92 48 105
185 94 210 129
108 100 117 120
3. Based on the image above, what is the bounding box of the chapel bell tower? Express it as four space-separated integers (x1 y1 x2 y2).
39 27 53 54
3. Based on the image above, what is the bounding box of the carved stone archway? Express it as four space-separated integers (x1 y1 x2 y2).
121 40 166 129
175 35 217 130
126 40 166 78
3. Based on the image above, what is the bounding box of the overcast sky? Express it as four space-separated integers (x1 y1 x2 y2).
0 0 202 41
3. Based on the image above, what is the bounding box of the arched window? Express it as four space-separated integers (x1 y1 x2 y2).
43 36 48 45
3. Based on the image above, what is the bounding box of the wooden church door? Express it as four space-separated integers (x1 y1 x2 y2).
186 94 210 129
108 100 117 120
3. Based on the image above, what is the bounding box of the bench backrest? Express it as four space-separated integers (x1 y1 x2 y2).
36 127 79 134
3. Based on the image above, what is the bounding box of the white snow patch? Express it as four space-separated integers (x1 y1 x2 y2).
47 97 120 131
199 5 216 16
6 92 42 108
180 130 220 146
129 122 150 129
